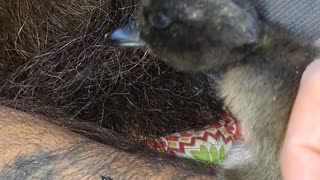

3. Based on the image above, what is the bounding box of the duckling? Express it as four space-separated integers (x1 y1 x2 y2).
107 0 318 179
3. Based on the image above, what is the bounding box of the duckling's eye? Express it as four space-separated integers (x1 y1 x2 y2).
149 13 170 29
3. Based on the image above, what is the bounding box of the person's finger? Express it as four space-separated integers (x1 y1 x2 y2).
281 59 320 180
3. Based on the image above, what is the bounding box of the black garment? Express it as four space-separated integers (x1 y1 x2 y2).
254 0 320 41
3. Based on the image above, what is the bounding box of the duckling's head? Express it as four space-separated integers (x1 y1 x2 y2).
108 0 261 71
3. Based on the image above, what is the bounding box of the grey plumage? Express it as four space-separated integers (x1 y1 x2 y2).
108 0 319 179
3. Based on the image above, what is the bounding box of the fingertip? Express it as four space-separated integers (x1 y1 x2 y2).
300 59 320 90
281 59 320 180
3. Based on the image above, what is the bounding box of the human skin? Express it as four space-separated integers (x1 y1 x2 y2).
0 105 212 179
281 59 320 180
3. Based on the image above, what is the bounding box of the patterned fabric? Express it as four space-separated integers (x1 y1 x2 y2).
147 114 240 164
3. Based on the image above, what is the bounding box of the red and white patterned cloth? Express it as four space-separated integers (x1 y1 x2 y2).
147 114 240 164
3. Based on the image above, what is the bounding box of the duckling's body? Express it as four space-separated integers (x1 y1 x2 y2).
216 26 316 179
108 0 318 179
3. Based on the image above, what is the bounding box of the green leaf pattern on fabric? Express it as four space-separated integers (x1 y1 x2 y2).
190 145 226 164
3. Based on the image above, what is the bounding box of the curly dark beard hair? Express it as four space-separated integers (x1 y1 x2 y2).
0 0 223 144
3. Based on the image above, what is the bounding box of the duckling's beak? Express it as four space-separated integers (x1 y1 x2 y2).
106 22 146 47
